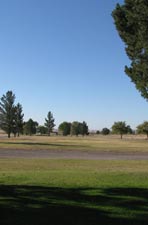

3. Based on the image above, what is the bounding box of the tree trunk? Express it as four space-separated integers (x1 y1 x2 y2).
8 132 11 138
120 133 123 139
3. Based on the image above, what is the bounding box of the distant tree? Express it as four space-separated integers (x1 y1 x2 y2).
24 119 38 136
137 121 148 139
44 111 55 136
37 126 48 135
58 122 71 136
0 91 16 138
96 130 100 135
13 103 24 137
70 121 89 136
101 128 110 135
112 1 148 100
70 121 80 136
112 121 128 139
126 125 133 134
79 121 89 136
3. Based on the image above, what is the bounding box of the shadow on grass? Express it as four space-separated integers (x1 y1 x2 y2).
0 142 86 148
0 185 148 225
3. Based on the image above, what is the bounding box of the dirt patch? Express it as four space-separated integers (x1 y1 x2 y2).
0 149 148 160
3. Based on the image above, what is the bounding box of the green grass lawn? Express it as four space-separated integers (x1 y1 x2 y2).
1 158 148 225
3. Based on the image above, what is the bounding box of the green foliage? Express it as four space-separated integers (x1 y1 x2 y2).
58 122 71 136
112 0 148 100
37 126 48 135
112 121 129 139
79 121 89 136
101 128 110 135
13 103 24 137
0 91 16 138
24 119 38 136
126 125 133 134
96 130 100 135
70 121 89 136
0 91 24 138
44 111 55 136
70 121 80 136
137 121 148 138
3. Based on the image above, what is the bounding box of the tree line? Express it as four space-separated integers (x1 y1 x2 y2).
97 122 148 139
0 91 148 139
0 91 56 138
0 91 89 138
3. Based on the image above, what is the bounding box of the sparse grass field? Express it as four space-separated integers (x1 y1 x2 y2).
0 134 148 152
0 135 148 224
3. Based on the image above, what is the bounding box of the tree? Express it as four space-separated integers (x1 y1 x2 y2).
79 121 89 136
70 121 80 136
70 121 89 136
37 126 48 135
0 91 16 138
13 103 24 137
58 122 71 136
137 121 148 139
23 119 38 136
112 1 148 100
126 125 133 134
96 130 100 135
112 121 128 139
44 111 55 136
101 128 110 135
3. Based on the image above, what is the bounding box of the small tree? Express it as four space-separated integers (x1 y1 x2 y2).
96 130 100 135
24 119 38 136
79 121 89 136
37 126 48 135
112 121 128 139
137 121 148 139
44 111 55 136
0 91 16 138
58 122 71 136
101 128 110 135
70 121 80 136
126 125 133 134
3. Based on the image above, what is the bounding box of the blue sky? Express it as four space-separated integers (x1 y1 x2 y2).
0 0 148 130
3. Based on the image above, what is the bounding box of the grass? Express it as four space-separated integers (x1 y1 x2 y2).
1 135 148 224
0 134 148 152
1 159 148 224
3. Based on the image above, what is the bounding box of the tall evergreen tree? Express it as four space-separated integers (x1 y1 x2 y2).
14 103 24 137
44 111 55 136
112 1 148 100
0 91 15 138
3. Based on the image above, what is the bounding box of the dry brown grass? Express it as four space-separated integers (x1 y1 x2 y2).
0 134 148 152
